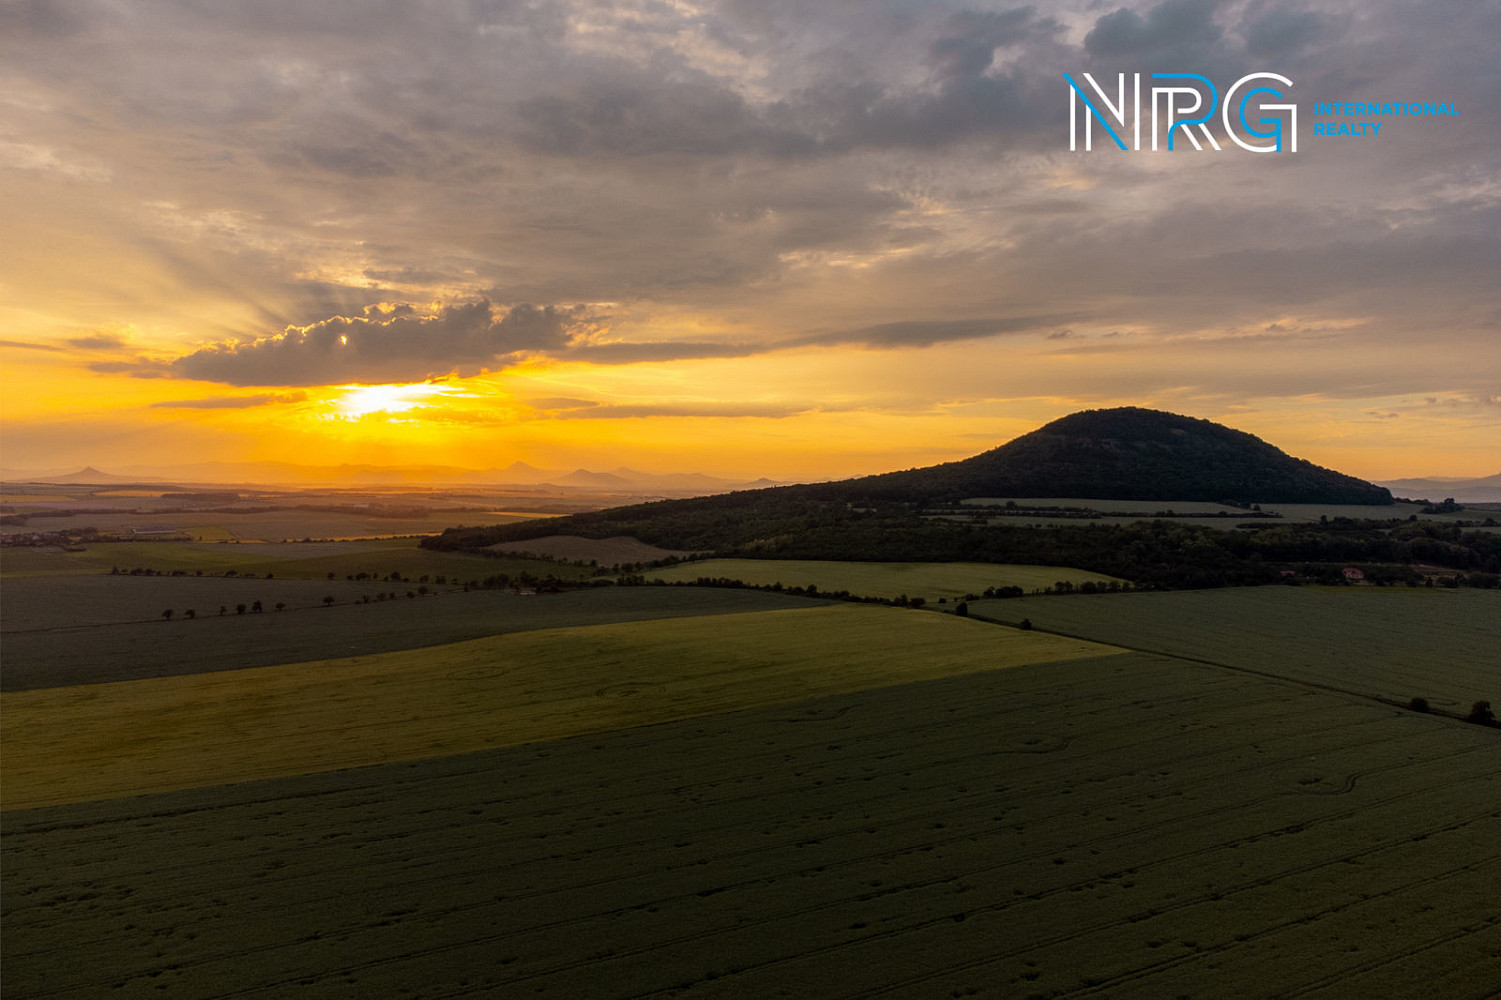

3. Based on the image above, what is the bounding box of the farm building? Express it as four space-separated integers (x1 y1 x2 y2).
1342 567 1365 581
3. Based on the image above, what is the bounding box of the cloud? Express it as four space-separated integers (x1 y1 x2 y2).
66 333 128 350
149 392 308 409
807 315 1073 349
6 0 1501 455
169 301 585 386
151 300 1075 385
545 401 820 420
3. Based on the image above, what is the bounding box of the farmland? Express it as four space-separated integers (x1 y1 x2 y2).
958 497 1493 529
648 559 1123 600
486 534 696 565
2 604 1120 808
2 583 831 690
2 505 539 543
0 537 586 581
4 487 1499 995
970 586 1501 709
5 643 1498 998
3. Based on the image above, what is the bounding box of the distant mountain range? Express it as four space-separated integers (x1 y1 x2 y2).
0 461 785 494
1373 474 1501 504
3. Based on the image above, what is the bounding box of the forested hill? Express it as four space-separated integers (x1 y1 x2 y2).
816 407 1393 505
424 408 1393 557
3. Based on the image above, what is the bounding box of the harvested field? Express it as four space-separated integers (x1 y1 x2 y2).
970 586 1501 709
649 559 1121 599
4 651 1497 998
485 534 695 565
1 605 1119 808
1 585 832 691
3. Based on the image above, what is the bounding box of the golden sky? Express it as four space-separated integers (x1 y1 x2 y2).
2 1 1498 481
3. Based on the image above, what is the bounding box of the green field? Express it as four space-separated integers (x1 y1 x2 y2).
649 559 1122 599
0 537 587 581
2 584 833 691
2 507 537 542
962 496 1490 527
5 648 1497 998
964 497 1249 514
2 604 1119 807
971 586 1501 709
5 551 1499 998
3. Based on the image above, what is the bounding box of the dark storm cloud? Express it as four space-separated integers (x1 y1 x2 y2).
171 302 584 386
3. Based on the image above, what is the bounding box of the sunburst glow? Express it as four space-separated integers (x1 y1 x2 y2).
331 383 456 420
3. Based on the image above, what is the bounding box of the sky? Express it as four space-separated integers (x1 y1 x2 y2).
2 0 1498 481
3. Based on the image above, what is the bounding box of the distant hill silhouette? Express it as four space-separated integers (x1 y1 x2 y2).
822 407 1393 505
427 408 1394 558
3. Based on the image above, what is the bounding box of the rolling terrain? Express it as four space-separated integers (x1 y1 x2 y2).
3 409 1497 997
5 608 1498 997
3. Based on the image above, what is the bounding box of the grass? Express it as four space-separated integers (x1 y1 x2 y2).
1 584 834 691
4 649 1498 998
0 537 589 581
0 604 1121 808
2 508 538 542
648 559 1123 600
970 585 1501 708
964 497 1248 514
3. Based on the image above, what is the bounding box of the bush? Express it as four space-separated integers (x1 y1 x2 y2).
1466 700 1497 727
1408 697 1429 713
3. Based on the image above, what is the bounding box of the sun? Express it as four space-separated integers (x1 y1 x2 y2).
331 383 455 420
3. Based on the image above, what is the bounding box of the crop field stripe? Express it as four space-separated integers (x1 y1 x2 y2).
1047 860 1501 1000
4 669 1475 918
0 692 1468 904
969 588 1501 709
632 844 1501 1000
6 654 1498 999
0 604 1123 809
0 663 1394 891
968 606 1498 723
404 821 1501 1000
10 704 1497 991
227 786 1501 999
16 778 1497 1000
1274 917 1501 999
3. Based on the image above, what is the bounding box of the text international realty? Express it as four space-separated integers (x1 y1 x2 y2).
1312 101 1459 137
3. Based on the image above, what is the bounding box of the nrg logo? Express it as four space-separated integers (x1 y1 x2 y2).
1065 72 1297 153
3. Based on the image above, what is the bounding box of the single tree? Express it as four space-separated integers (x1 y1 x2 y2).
185 609 196 620
162 609 174 621
1467 701 1496 727
323 595 335 606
